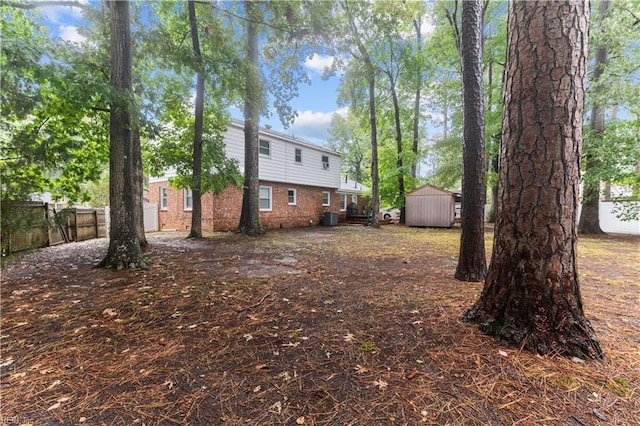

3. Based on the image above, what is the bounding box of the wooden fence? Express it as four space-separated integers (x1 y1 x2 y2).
2 203 107 255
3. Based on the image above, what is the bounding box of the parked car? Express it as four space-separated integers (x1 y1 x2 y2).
380 207 400 221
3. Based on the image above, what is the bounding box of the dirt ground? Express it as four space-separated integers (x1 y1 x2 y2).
1 225 639 425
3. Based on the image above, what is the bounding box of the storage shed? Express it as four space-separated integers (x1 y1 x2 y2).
405 184 456 227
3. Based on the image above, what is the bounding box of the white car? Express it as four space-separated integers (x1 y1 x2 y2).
380 207 400 221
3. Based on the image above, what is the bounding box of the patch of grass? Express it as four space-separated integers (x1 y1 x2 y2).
359 341 377 352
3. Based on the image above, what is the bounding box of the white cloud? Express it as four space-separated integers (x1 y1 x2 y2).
58 25 86 44
304 54 336 75
289 108 348 143
40 1 87 23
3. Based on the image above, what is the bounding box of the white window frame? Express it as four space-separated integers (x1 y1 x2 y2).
287 188 297 205
322 191 331 206
294 148 302 164
321 155 330 170
351 195 358 204
259 139 271 157
183 189 193 211
160 187 168 211
259 186 272 211
339 194 347 211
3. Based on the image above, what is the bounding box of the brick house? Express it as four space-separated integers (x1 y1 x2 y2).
147 120 367 232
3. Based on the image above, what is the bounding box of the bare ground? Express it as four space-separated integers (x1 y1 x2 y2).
1 225 639 425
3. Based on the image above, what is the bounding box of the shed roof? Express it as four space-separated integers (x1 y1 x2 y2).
407 184 456 197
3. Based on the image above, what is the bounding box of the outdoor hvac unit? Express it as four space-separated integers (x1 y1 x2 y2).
323 211 338 226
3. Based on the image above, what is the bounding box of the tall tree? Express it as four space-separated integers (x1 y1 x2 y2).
455 0 486 281
99 0 144 269
187 0 205 238
464 0 603 359
579 0 611 234
237 0 265 236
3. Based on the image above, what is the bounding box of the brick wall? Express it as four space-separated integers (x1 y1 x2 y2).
148 180 342 232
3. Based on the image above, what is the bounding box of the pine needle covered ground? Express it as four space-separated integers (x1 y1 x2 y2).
1 226 638 425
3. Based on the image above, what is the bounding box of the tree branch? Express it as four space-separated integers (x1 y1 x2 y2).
1 0 90 10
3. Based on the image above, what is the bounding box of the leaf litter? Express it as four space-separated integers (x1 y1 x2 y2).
1 227 639 425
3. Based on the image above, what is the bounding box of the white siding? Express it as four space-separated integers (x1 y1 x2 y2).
224 122 340 189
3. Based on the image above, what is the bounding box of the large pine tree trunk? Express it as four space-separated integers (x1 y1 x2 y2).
237 0 264 236
579 0 610 235
411 17 422 180
464 0 603 359
455 0 486 282
100 0 144 269
188 0 204 239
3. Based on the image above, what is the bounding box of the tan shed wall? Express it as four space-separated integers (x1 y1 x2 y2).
406 193 455 227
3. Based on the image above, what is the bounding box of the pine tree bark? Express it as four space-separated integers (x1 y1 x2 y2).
464 0 603 359
411 16 422 180
132 126 147 247
455 0 486 282
188 0 204 239
389 80 405 224
100 0 144 269
237 0 264 236
579 0 610 235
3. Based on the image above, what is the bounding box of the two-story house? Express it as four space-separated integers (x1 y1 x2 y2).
147 120 363 232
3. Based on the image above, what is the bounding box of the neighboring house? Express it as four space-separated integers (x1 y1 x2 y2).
148 120 366 232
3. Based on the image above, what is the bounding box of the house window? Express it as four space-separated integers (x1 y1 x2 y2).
321 155 329 170
183 189 193 211
322 191 330 206
288 188 297 205
259 186 272 211
351 195 358 204
160 187 168 210
259 139 271 156
294 148 302 164
340 194 347 211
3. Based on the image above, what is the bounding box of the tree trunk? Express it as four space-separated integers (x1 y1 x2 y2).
390 82 405 224
237 0 264 236
579 0 610 235
411 17 422 180
132 126 147 247
368 68 380 228
455 0 486 282
100 0 144 269
464 0 603 359
188 0 204 239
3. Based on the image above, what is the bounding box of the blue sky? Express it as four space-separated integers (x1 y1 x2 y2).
39 1 345 145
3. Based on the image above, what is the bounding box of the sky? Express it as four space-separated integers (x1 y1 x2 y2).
39 1 346 146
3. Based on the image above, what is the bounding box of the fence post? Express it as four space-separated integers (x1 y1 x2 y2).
95 209 99 238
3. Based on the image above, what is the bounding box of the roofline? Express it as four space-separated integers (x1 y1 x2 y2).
228 119 340 156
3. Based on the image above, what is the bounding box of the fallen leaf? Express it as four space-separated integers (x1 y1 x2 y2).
296 416 305 424
45 379 62 391
269 401 282 414
253 385 262 393
405 371 419 380
354 365 369 374
373 379 388 390
571 356 585 364
102 308 117 317
343 333 355 342
498 350 508 357
243 333 254 341
47 402 61 411
1 358 15 368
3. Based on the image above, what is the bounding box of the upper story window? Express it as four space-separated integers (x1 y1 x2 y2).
259 186 272 211
259 139 271 156
183 189 193 211
160 187 168 210
322 191 330 206
321 155 330 170
294 148 302 164
288 188 297 205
